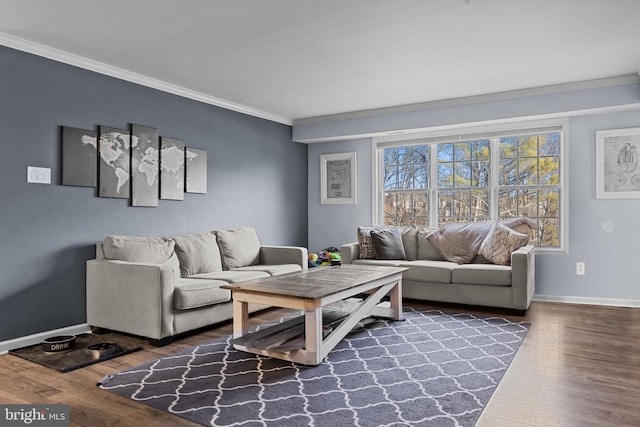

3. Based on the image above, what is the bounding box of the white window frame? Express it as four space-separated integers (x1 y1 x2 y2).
372 118 568 253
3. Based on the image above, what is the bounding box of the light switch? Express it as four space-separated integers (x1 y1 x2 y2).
27 166 51 184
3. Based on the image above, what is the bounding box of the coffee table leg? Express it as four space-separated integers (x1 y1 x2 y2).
390 279 403 320
304 306 323 365
232 299 249 339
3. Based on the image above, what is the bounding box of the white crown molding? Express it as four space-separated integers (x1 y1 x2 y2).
294 74 640 127
0 323 91 354
0 32 293 126
533 294 640 308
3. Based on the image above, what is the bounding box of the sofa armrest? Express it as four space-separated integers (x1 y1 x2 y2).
510 244 535 310
259 245 309 271
86 259 176 340
341 242 360 264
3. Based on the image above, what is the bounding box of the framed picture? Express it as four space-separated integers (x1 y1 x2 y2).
321 152 357 204
596 127 640 199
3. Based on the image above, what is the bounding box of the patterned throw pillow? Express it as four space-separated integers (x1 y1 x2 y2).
357 226 387 259
479 222 529 265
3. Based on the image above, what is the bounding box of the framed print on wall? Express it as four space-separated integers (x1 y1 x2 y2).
321 152 357 204
596 127 640 199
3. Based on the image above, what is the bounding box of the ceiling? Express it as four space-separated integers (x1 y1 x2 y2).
1 0 640 125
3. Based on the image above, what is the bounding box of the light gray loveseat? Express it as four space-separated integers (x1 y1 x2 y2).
86 226 307 345
341 220 535 312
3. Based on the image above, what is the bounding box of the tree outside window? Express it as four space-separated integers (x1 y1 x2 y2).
382 131 561 248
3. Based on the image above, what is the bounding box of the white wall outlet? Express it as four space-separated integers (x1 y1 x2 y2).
27 166 51 184
576 262 585 276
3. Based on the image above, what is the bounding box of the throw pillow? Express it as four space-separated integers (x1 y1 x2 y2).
370 227 407 260
416 227 442 260
479 222 529 265
173 231 223 277
400 226 419 261
426 222 494 264
356 226 386 259
215 226 261 269
103 235 175 263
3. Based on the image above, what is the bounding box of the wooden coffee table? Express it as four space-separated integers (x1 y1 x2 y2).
221 264 407 365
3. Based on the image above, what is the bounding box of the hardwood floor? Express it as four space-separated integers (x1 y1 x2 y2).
1 301 639 426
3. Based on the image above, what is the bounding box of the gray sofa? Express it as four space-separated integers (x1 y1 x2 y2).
86 226 308 345
341 222 535 312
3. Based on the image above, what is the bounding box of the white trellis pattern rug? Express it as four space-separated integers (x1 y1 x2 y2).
99 308 529 427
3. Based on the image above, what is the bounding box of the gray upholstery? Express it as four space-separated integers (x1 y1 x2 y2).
86 227 308 343
342 235 535 311
173 278 230 310
173 231 223 276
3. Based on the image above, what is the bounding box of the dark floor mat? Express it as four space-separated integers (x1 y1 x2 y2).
9 333 141 373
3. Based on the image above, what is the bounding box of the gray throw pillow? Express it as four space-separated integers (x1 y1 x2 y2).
215 226 261 269
370 227 406 260
173 231 223 277
103 235 175 263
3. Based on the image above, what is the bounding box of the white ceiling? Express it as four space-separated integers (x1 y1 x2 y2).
1 0 640 125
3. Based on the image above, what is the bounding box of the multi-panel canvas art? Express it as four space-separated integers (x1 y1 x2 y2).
186 148 207 194
160 137 185 200
61 126 97 187
131 124 159 207
98 126 130 199
63 123 206 206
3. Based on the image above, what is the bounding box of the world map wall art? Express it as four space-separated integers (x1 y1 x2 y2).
61 123 207 207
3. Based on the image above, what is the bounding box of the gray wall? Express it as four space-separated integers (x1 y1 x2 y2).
307 84 640 304
0 47 308 342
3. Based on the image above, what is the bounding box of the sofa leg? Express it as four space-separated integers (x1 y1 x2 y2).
149 336 174 347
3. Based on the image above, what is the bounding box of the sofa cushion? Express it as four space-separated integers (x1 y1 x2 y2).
103 235 175 263
400 226 419 261
399 260 456 284
452 264 512 286
215 226 261 269
189 270 270 283
370 227 406 260
173 231 223 277
479 222 529 265
353 259 403 268
173 278 231 310
356 226 386 259
232 264 302 276
416 227 442 261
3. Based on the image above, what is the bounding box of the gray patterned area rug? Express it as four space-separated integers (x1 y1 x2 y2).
98 308 529 427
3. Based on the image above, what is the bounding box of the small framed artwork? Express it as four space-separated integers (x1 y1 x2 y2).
321 152 357 204
596 127 640 199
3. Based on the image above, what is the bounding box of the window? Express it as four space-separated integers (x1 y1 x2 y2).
376 121 565 249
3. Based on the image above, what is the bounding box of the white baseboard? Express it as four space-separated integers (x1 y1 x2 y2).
0 323 91 355
533 294 640 308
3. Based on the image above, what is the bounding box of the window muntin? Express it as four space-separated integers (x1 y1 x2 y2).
380 129 562 248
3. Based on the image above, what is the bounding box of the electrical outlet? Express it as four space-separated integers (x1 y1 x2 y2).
576 262 585 275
